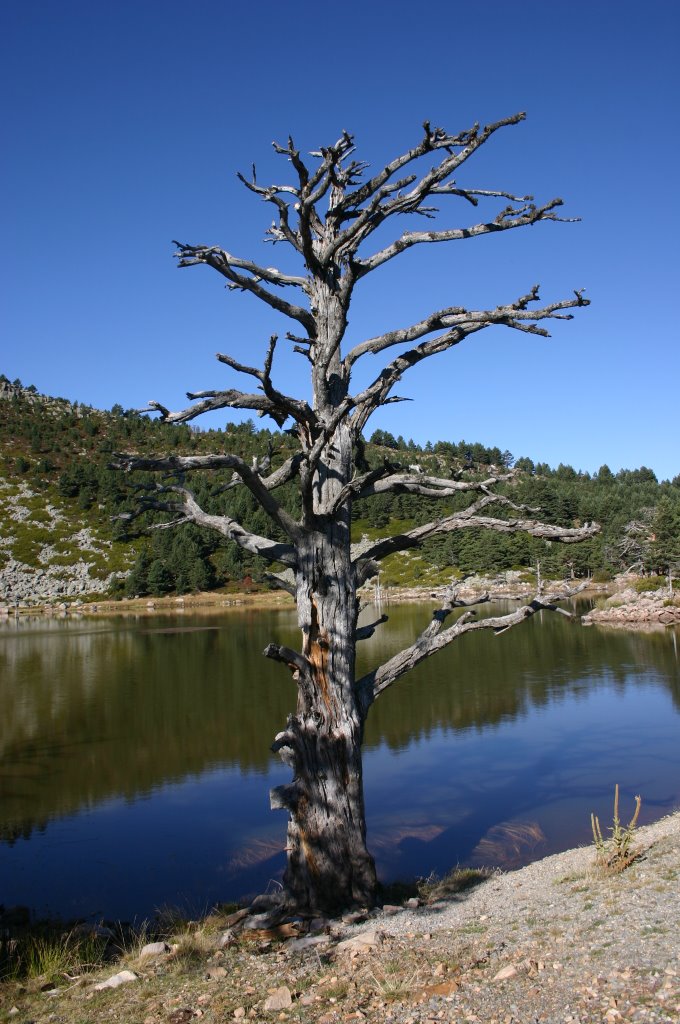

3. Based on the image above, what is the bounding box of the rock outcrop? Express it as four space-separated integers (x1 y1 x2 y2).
582 582 680 627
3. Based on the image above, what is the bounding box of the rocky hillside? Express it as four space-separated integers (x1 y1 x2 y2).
0 479 131 603
0 381 136 604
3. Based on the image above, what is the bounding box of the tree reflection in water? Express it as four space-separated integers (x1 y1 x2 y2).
1 604 678 919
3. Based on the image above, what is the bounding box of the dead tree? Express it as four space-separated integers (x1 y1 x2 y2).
115 113 597 915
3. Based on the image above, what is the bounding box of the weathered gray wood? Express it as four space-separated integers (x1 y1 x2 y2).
115 115 595 915
359 583 590 707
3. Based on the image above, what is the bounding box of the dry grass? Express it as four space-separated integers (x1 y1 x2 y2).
418 865 496 903
0 928 107 984
369 958 421 1001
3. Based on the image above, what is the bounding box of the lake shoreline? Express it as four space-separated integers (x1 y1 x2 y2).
0 587 295 619
2 811 679 1022
1 575 605 618
84 571 680 631
6 573 679 633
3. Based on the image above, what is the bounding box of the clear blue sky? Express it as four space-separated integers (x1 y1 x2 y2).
2 0 678 480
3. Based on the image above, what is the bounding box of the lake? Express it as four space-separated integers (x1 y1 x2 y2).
1 602 679 922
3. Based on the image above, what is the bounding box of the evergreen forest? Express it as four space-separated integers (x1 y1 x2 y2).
1 377 679 599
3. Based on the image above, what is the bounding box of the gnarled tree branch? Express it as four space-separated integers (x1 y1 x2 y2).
173 242 315 333
356 613 389 642
353 494 600 585
264 642 312 681
139 389 290 429
216 335 316 430
111 451 301 543
354 198 574 278
349 471 515 504
118 481 298 568
328 113 527 257
358 582 588 708
349 288 588 434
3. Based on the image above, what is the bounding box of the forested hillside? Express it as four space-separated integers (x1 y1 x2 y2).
1 376 678 602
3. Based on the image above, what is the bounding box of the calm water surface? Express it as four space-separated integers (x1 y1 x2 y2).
1 602 679 921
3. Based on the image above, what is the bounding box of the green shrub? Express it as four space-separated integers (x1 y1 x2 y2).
28 508 51 525
10 525 53 566
632 576 666 593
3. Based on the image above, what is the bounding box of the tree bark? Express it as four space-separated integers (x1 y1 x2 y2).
269 416 378 912
270 271 378 910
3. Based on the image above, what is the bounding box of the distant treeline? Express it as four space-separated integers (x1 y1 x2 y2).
1 375 679 596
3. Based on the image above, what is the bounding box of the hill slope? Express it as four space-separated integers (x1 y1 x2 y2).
1 377 678 605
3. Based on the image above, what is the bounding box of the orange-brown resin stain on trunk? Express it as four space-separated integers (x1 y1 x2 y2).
295 795 321 880
304 598 332 711
299 833 320 879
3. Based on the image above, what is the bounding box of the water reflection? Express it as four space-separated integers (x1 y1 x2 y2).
1 605 678 919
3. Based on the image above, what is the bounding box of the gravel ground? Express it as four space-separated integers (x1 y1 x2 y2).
331 812 680 1022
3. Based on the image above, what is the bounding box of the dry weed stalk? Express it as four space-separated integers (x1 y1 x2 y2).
591 784 642 873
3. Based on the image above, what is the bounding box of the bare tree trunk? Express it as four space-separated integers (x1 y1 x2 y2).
270 404 378 912
272 633 377 912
